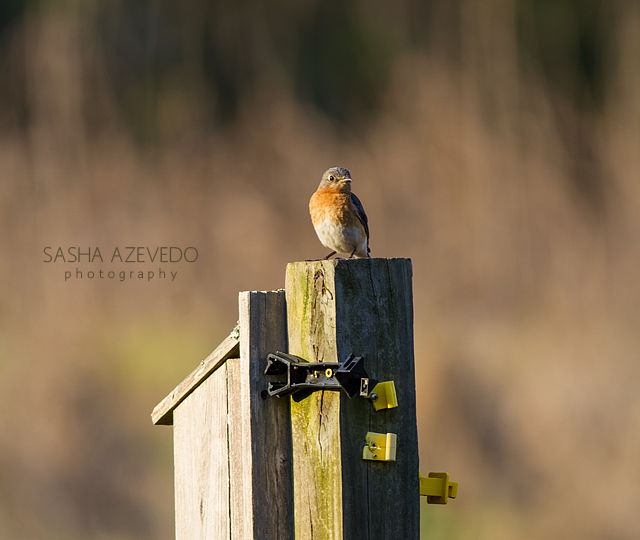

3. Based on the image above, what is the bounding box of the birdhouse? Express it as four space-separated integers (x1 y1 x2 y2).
152 290 292 539
152 259 456 539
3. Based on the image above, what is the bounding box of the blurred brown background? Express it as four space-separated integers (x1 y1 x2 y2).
1 0 639 538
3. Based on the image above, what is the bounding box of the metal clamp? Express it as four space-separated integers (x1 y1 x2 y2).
362 432 397 461
264 352 377 402
364 381 398 410
263 351 340 402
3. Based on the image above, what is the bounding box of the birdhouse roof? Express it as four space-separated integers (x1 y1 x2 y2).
151 327 240 425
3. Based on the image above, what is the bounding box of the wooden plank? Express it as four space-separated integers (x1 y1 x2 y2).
226 355 250 540
286 263 344 539
229 290 294 539
173 364 231 540
286 258 419 540
152 331 240 425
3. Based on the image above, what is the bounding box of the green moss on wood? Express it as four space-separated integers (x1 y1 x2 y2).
285 258 418 539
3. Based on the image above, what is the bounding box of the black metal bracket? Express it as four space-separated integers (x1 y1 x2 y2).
264 352 378 402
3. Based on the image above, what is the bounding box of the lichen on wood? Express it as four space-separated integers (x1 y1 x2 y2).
286 258 419 540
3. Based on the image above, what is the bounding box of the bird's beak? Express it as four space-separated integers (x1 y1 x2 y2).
342 178 352 184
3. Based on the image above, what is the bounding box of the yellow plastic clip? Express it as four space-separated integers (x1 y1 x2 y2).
367 381 398 411
362 432 397 461
419 472 458 504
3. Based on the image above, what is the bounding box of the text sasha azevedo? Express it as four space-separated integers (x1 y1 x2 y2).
42 246 198 263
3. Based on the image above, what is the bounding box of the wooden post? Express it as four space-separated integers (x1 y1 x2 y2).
286 258 419 539
153 290 294 539
232 290 294 539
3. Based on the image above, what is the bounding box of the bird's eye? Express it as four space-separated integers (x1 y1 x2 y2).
329 175 334 181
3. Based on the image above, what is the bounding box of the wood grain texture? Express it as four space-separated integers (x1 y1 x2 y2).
234 290 294 539
286 258 419 540
152 332 240 425
173 365 231 540
287 261 343 540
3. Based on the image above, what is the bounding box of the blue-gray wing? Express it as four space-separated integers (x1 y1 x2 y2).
350 192 370 242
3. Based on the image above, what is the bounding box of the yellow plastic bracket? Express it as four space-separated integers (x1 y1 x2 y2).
367 381 398 411
362 432 397 462
419 472 458 504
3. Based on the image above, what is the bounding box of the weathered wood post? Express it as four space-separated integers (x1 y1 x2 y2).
286 258 420 539
152 259 438 539
151 290 294 539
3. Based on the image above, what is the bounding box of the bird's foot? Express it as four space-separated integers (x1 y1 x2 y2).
304 251 337 262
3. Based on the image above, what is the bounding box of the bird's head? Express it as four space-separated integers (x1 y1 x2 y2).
318 167 352 193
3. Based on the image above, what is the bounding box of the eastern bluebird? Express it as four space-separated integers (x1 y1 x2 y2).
309 167 371 259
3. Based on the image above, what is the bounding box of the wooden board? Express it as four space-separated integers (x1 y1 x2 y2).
286 258 419 540
173 364 231 539
230 290 293 539
167 290 292 539
152 331 240 425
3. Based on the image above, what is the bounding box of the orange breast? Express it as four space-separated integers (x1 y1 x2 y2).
309 189 361 228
